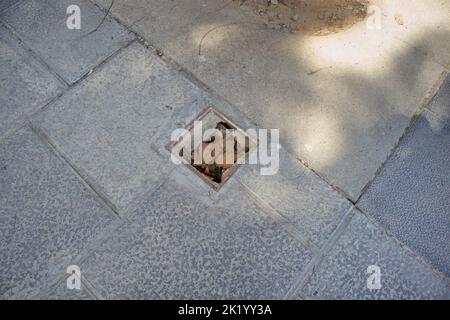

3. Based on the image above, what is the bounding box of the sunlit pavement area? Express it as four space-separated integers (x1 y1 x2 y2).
0 0 449 299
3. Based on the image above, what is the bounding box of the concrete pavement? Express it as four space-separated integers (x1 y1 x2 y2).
0 0 449 299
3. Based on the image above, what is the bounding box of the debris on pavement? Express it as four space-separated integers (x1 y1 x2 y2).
236 0 370 35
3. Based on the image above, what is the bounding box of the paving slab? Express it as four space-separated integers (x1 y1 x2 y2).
81 179 314 299
358 97 450 278
33 42 214 214
1 0 133 84
92 0 448 200
0 126 117 299
299 209 450 300
0 24 63 139
238 148 352 249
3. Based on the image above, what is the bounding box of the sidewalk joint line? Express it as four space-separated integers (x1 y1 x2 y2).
28 121 121 219
283 206 355 299
237 179 320 253
356 67 449 203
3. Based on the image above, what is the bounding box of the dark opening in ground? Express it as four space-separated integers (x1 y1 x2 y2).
190 121 251 184
171 108 254 190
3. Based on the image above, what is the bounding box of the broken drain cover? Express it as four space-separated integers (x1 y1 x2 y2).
168 107 256 191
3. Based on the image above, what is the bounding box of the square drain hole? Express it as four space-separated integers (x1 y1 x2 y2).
168 107 256 191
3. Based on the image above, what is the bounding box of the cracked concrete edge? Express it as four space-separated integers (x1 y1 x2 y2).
283 206 356 299
356 67 450 203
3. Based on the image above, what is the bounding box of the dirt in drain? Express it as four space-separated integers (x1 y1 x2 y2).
188 122 250 184
236 0 370 36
